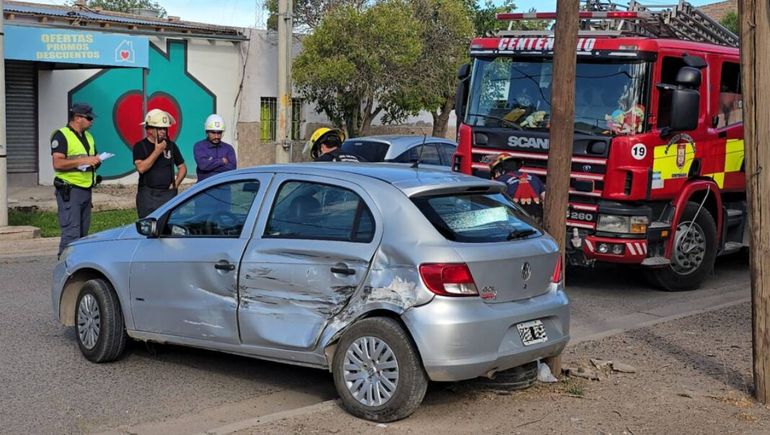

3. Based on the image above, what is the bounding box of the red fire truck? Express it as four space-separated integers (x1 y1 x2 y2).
453 1 745 291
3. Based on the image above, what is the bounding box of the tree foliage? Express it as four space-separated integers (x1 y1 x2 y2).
470 0 547 36
293 1 423 137
74 0 167 18
390 0 474 137
720 11 738 35
265 0 368 30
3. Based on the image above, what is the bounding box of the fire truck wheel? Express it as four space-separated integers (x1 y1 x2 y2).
647 202 717 291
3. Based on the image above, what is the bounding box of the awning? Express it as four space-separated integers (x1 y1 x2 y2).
4 25 149 68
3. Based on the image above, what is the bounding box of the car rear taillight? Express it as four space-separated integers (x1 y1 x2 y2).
419 263 479 297
551 256 563 284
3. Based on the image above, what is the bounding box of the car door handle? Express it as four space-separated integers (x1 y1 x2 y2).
214 260 236 271
330 264 356 276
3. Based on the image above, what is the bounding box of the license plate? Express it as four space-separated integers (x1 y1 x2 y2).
517 319 548 346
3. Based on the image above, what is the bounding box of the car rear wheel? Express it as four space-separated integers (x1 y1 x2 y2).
332 317 428 422
646 202 717 291
75 278 127 363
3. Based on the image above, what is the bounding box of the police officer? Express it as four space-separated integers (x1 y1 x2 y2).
51 103 102 257
133 109 187 218
304 127 360 162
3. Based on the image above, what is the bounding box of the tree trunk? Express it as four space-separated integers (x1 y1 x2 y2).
431 96 454 138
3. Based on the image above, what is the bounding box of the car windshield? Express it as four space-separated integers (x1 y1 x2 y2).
412 192 540 243
465 57 649 135
341 140 390 162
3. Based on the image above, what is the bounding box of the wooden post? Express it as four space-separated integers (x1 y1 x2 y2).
740 0 770 404
543 0 579 376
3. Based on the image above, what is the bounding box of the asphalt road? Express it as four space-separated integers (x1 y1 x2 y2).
0 252 750 434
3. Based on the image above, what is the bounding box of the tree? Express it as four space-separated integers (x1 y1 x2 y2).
73 0 167 18
391 0 474 137
265 0 368 30
293 1 423 137
721 11 739 35
471 0 549 36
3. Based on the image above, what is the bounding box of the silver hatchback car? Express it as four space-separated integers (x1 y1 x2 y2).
52 163 569 422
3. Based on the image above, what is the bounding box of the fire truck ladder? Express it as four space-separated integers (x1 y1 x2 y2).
496 1 738 48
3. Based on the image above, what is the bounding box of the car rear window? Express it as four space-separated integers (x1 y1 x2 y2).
341 140 390 162
412 192 540 243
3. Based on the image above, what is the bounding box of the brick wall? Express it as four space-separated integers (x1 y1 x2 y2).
699 0 736 23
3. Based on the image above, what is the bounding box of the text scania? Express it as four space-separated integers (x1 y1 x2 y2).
497 37 596 52
508 136 550 149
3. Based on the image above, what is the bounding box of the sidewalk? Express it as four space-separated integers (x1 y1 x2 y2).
8 184 136 213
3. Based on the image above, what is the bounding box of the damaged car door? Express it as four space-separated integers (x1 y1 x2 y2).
129 177 268 343
237 176 381 350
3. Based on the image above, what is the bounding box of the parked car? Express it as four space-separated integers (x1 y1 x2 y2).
340 135 457 166
52 163 569 422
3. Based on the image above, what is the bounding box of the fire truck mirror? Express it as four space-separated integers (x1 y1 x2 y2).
669 88 700 132
676 66 702 88
457 63 471 81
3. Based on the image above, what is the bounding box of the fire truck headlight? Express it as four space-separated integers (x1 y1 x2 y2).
630 216 649 234
597 215 630 233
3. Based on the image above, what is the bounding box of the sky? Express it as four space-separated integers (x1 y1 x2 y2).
21 0 722 28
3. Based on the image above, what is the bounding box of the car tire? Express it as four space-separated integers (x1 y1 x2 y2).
647 202 717 291
474 361 538 390
332 317 428 422
75 278 128 363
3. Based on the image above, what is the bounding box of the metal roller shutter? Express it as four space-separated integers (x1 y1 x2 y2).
6 61 37 173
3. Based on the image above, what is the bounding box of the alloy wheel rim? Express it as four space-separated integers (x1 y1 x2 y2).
343 336 399 407
77 294 101 350
671 220 707 275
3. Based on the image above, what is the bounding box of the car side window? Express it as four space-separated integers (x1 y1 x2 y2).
438 144 457 165
264 181 375 243
395 144 441 165
161 180 260 238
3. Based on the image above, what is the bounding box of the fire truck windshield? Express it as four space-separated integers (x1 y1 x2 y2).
465 57 649 136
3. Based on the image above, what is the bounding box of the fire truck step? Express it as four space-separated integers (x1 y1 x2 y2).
722 241 744 254
641 256 671 267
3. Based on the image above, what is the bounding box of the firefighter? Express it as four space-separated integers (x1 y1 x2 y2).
133 109 187 218
490 153 546 223
304 127 360 162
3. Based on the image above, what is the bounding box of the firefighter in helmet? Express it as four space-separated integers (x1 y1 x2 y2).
304 127 360 162
489 153 546 223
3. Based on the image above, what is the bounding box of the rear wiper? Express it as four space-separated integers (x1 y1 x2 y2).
506 228 537 240
466 113 523 130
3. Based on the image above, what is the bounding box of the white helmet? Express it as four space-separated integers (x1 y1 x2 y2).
205 114 225 132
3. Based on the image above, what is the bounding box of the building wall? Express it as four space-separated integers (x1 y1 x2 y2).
38 36 241 185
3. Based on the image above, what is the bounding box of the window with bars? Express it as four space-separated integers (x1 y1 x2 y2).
260 97 276 141
291 98 303 140
261 97 303 141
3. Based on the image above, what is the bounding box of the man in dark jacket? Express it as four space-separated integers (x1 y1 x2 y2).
193 114 237 182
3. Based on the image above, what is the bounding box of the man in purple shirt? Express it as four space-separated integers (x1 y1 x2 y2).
193 114 237 182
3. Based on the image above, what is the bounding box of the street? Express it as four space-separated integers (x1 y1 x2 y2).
0 251 750 434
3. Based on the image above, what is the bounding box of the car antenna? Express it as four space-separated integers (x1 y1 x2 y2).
411 134 427 169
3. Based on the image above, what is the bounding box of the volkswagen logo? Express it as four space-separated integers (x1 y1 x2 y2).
521 262 532 281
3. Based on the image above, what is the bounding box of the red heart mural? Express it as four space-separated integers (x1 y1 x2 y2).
120 50 130 60
114 92 181 148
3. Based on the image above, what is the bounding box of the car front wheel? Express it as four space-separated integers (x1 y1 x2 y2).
75 278 127 363
332 317 428 422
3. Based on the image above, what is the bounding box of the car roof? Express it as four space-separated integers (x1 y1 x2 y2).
240 162 500 197
343 135 456 159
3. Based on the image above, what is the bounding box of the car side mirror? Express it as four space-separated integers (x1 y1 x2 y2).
136 218 158 238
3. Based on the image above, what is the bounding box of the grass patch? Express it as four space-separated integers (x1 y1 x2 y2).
9 209 138 237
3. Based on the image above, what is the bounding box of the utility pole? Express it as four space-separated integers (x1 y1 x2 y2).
543 0 579 375
739 0 770 404
275 0 292 163
0 0 7 227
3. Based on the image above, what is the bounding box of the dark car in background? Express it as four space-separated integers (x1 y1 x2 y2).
340 135 457 166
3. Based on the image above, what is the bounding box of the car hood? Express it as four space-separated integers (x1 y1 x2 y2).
71 225 133 245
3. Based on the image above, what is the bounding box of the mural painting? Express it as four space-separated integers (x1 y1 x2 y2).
69 39 216 180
